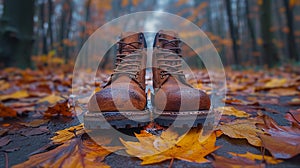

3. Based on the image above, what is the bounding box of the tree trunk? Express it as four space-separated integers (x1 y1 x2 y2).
39 1 48 54
0 0 35 68
260 0 278 67
245 0 259 65
47 0 54 50
283 0 298 61
225 0 239 66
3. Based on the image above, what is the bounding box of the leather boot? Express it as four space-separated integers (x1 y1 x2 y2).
152 30 210 127
85 32 149 129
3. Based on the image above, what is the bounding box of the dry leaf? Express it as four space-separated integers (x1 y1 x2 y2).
0 90 29 101
216 106 251 118
287 98 300 106
37 94 65 104
20 119 49 127
257 115 300 159
19 126 49 136
13 133 121 168
212 154 265 168
228 152 282 164
268 88 299 96
51 124 85 143
286 109 300 124
0 103 17 118
44 100 73 117
0 136 11 147
217 117 265 146
121 128 220 165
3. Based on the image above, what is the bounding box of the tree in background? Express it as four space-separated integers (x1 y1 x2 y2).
0 0 35 68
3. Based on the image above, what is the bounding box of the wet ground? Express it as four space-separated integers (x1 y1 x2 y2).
0 95 300 167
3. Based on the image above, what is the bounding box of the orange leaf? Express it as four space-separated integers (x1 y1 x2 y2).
0 103 17 118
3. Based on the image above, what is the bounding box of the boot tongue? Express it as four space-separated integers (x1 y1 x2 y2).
120 32 140 54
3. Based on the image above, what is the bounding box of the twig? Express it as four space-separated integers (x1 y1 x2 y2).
168 158 174 168
5 152 8 168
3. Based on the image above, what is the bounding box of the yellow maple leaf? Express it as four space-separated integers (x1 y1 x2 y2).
0 90 29 101
216 106 251 118
228 152 283 164
217 117 265 147
121 128 220 165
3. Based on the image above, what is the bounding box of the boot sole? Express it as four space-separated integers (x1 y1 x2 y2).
84 110 150 129
153 109 212 128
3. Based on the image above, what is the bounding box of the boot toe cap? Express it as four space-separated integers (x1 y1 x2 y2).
88 86 146 112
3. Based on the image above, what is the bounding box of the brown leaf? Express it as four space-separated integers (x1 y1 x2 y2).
0 103 17 118
13 133 121 168
212 154 265 168
268 88 299 96
20 119 49 127
19 126 49 136
224 97 259 106
44 100 74 117
287 98 300 106
0 136 11 147
121 128 220 165
228 152 282 164
257 115 300 159
286 109 300 124
217 117 265 147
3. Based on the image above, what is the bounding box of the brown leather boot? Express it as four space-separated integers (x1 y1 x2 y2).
152 30 210 127
85 32 149 129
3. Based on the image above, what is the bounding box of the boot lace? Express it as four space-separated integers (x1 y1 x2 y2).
113 41 143 79
156 37 185 78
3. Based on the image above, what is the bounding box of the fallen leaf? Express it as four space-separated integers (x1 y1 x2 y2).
287 98 300 106
0 128 8 136
2 147 20 152
268 88 299 96
121 128 220 165
20 119 49 127
286 109 300 124
257 115 300 159
19 126 49 136
37 94 65 104
44 100 73 117
51 124 85 143
224 97 259 106
0 136 11 147
13 133 121 168
212 154 265 168
228 152 282 164
217 117 265 146
265 78 287 87
216 106 251 118
0 90 29 101
0 103 17 118
0 80 10 91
